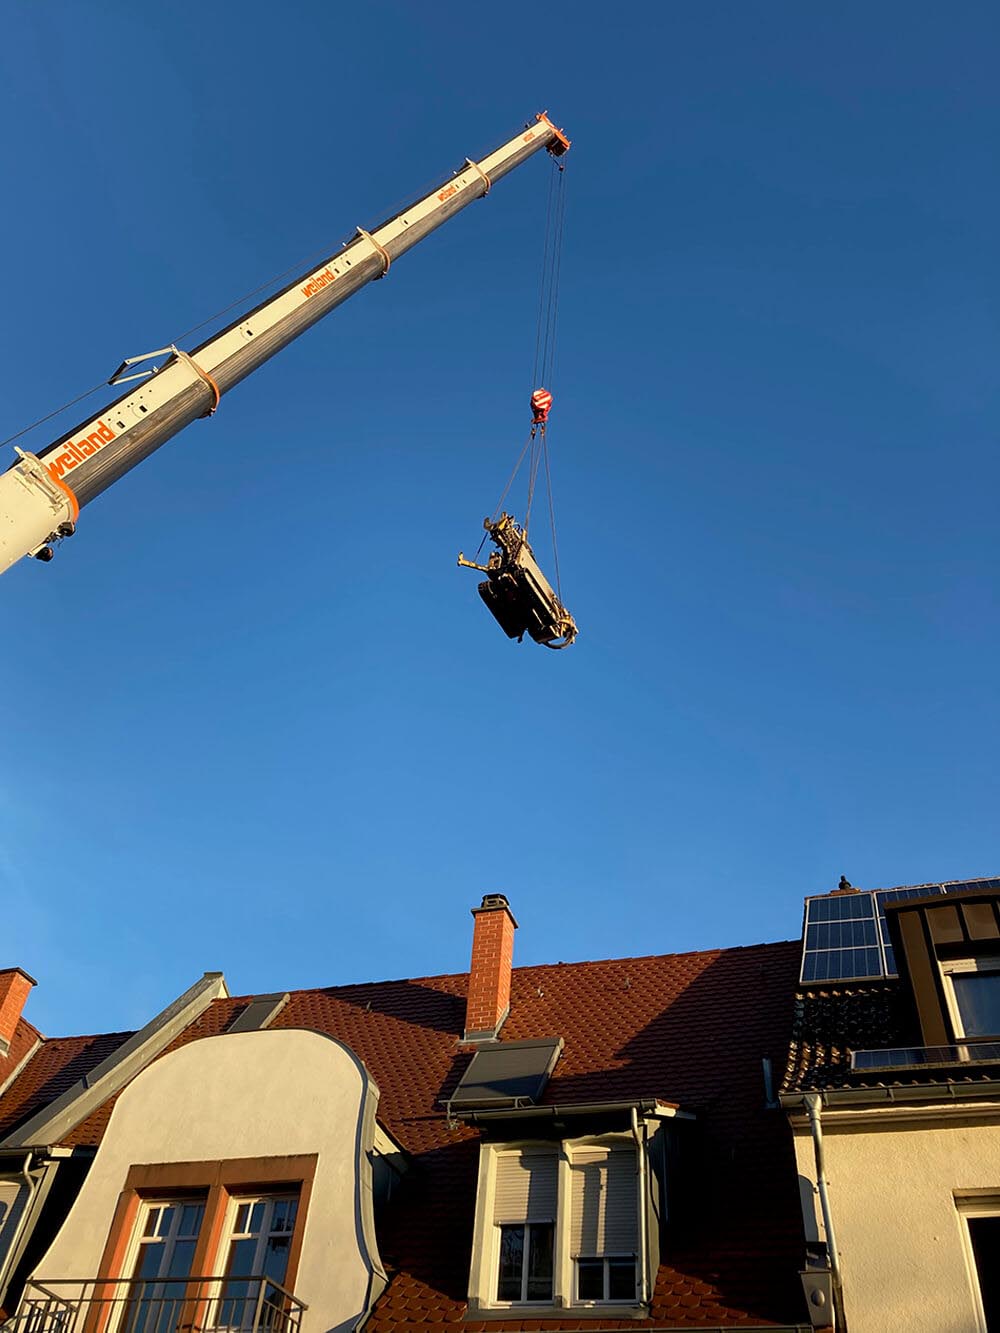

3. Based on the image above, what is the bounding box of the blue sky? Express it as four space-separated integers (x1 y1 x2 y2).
2 3 998 1035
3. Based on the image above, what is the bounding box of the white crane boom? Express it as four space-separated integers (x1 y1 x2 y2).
0 113 570 576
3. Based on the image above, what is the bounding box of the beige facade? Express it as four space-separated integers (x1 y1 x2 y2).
792 1102 1000 1333
33 1028 386 1333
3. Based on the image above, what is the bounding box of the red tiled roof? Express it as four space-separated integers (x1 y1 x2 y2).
0 1029 134 1140
0 1015 42 1084
25 941 808 1329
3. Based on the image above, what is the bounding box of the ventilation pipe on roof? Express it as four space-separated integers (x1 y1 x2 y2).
803 1094 844 1333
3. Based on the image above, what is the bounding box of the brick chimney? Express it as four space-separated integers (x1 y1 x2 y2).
464 894 518 1042
0 968 36 1058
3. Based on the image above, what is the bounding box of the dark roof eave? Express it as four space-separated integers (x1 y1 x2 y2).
781 1079 1000 1111
452 1097 689 1123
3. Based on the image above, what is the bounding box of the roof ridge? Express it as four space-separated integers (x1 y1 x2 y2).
808 873 1000 897
42 1028 136 1044
218 937 801 1005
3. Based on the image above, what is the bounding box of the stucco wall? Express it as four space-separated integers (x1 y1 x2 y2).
34 1029 384 1333
794 1110 1000 1333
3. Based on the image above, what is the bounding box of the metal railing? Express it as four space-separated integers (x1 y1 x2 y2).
7 1276 306 1333
851 1040 1000 1072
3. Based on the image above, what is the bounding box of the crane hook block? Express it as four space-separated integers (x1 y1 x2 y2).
457 512 577 649
530 387 553 424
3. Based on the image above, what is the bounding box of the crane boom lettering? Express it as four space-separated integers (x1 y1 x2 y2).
0 113 570 576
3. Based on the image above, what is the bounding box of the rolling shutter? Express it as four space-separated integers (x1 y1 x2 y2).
570 1145 638 1255
493 1148 558 1222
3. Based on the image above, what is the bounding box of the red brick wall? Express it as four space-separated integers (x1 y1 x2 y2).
465 902 516 1037
0 969 34 1055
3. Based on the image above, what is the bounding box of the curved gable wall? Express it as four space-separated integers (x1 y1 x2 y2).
34 1029 385 1333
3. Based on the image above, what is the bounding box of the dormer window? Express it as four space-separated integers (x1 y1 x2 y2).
469 1136 643 1314
570 1146 638 1302
493 1149 557 1303
942 959 1000 1040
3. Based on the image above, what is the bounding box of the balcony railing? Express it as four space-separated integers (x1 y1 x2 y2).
851 1040 1000 1073
7 1276 307 1333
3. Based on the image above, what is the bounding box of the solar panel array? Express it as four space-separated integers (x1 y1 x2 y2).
799 879 1000 985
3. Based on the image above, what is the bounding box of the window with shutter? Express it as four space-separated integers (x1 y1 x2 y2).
570 1145 638 1303
476 1138 644 1311
493 1149 557 1304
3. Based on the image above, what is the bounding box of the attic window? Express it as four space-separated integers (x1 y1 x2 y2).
942 961 1000 1040
448 1037 563 1112
226 993 290 1034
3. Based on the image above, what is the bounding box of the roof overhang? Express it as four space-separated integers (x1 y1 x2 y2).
782 1081 1000 1123
452 1097 690 1125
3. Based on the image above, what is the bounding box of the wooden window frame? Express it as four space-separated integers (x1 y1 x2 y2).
941 958 1000 1042
93 1156 318 1333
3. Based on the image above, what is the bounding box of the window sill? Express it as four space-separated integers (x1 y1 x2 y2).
467 1303 647 1321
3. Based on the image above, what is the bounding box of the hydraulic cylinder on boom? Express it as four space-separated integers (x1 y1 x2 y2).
0 113 570 577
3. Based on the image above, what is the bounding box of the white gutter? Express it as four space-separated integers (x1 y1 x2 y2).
803 1094 845 1333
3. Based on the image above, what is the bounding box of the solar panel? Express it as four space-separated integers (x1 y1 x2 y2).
800 893 883 983
800 878 1000 984
448 1037 564 1111
875 886 946 975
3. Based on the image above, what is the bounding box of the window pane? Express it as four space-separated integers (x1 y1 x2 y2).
271 1199 297 1234
234 1203 251 1234
164 1238 197 1280
969 1216 1000 1330
608 1258 636 1300
525 1223 553 1301
248 1202 265 1235
226 1237 259 1278
953 973 1000 1038
133 1243 164 1281
262 1234 292 1286
577 1259 603 1300
179 1204 204 1238
497 1225 524 1301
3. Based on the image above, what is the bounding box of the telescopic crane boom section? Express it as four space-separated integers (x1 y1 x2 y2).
0 113 570 577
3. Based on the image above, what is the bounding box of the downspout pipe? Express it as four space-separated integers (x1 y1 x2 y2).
0 1152 39 1309
630 1108 649 1306
803 1095 845 1333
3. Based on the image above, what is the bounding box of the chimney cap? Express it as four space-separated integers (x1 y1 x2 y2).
471 894 518 927
0 967 38 987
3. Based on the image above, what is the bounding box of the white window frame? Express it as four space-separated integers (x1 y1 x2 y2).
493 1220 556 1304
121 1198 206 1284
113 1198 207 1333
219 1193 299 1281
574 1253 638 1304
955 1195 1000 1333
469 1134 642 1313
941 958 1000 1041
